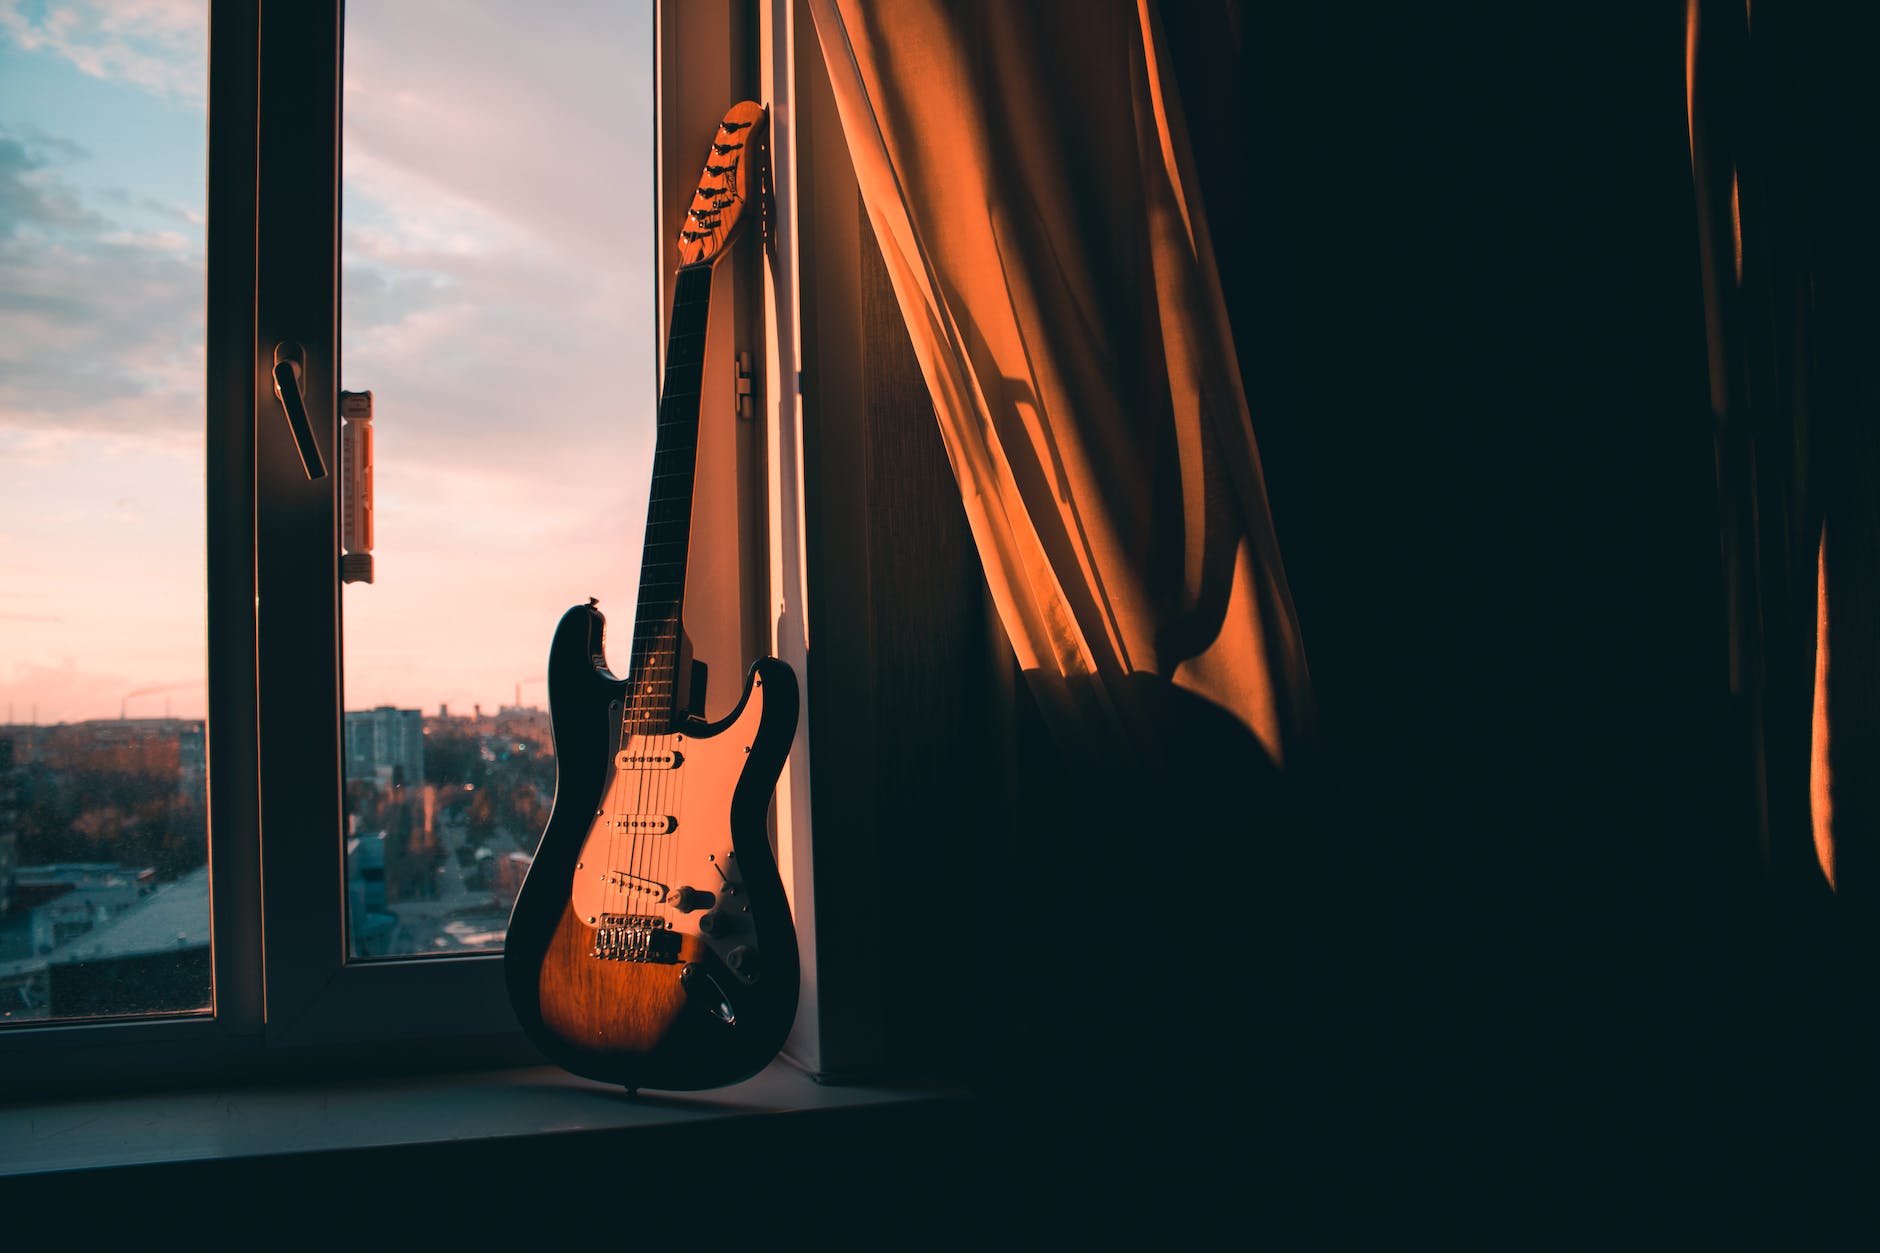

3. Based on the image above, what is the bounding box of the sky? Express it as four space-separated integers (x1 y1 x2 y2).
0 0 659 725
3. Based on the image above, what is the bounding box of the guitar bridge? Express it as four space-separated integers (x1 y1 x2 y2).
591 914 682 964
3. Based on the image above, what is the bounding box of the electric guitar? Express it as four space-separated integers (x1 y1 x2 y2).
504 101 798 1091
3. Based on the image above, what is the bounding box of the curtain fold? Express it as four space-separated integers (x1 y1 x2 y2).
802 0 1316 783
1687 0 1880 910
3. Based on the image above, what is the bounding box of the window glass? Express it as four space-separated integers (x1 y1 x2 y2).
339 0 656 959
0 2 211 1023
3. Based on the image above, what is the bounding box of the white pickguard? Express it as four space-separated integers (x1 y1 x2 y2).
568 684 765 949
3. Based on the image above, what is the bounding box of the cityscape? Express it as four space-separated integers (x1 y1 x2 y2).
0 700 555 1024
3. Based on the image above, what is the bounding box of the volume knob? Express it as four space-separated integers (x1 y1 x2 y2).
672 886 716 913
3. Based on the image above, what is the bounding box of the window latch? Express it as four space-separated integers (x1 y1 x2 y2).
340 390 375 584
271 341 327 479
736 350 755 420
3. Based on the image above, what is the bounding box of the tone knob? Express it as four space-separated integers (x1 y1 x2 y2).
698 910 732 936
726 945 758 979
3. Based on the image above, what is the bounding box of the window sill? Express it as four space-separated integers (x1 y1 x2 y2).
0 1055 969 1179
0 1056 984 1237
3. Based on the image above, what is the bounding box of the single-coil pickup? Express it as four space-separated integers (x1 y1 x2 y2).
606 814 677 835
616 748 683 771
596 870 668 900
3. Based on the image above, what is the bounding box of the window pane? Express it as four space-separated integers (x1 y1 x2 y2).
0 3 211 1023
340 1 656 959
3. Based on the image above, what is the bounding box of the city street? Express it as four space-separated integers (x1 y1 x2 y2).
385 810 516 954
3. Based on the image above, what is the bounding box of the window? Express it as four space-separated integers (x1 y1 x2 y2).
336 2 656 962
0 0 726 1090
0 1 213 1027
0 0 881 1099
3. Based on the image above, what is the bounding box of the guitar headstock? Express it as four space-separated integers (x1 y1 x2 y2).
677 100 769 267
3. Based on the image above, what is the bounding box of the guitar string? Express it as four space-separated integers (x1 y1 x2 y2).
671 146 738 964
611 283 679 952
665 620 688 951
596 209 721 967
638 625 670 954
657 264 710 962
618 345 686 941
643 262 707 962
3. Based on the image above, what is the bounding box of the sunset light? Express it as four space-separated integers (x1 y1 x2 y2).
1 0 658 727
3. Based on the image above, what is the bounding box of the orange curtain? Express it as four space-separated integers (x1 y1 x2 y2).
1687 0 1880 907
802 0 1316 783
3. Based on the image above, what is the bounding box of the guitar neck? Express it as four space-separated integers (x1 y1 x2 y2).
627 261 714 732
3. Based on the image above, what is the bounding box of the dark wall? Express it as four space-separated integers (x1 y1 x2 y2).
1147 0 1877 1239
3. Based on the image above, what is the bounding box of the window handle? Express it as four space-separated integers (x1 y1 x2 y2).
272 341 327 479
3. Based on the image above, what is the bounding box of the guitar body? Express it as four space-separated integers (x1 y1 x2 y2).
505 601 799 1090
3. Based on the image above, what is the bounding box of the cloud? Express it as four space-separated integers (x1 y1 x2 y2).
341 0 654 268
0 0 206 105
0 132 99 235
0 1 673 721
336 1 660 485
0 128 204 436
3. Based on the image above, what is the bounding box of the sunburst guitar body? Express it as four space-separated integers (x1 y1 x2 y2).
504 101 798 1091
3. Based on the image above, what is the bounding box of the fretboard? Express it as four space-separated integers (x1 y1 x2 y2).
626 261 714 733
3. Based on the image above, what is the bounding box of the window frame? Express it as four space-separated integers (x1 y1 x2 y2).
0 0 891 1101
0 0 265 1096
0 0 763 1093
